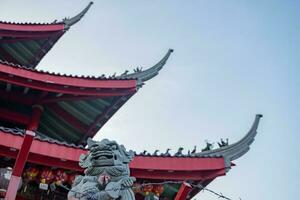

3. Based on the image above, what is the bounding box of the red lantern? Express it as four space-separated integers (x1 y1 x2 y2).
39 168 54 184
153 184 164 197
23 167 39 182
143 184 153 195
22 167 39 192
54 169 68 186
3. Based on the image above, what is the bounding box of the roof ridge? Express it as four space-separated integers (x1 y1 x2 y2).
0 59 135 80
0 2 93 29
0 49 173 82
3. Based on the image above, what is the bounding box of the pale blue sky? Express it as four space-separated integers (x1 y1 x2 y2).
2 1 299 199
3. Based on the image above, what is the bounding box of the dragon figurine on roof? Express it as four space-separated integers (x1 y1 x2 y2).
68 138 136 200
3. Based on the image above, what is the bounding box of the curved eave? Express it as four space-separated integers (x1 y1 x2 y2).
0 129 227 181
195 114 263 169
0 2 93 69
62 2 94 29
119 49 174 84
0 2 93 32
0 61 138 94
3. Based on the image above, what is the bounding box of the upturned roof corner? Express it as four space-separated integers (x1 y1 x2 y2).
119 49 174 84
195 114 263 170
63 1 94 29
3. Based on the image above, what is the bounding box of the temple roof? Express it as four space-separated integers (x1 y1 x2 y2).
0 2 93 69
0 114 262 199
0 49 173 145
0 114 262 162
0 126 227 178
136 115 262 160
194 114 263 170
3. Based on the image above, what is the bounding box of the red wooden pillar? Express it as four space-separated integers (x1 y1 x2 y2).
174 182 192 200
5 130 35 200
5 104 43 199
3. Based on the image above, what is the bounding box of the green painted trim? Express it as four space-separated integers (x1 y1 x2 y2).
39 121 66 141
58 102 93 125
1 44 28 65
46 107 82 141
14 42 35 59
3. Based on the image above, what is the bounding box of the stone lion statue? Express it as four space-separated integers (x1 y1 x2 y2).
68 138 136 200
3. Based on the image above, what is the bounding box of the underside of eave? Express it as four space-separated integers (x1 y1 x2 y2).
37 94 135 145
0 31 64 68
0 2 94 69
0 78 138 145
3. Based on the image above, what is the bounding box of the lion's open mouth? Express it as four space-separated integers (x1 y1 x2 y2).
90 150 115 166
92 150 114 159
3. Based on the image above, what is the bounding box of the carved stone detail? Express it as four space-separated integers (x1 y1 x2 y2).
68 138 136 200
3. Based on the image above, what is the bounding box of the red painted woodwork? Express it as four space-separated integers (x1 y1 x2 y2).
42 95 99 104
174 182 192 200
0 107 30 125
11 131 35 176
0 90 35 105
0 129 228 181
0 74 137 97
130 156 225 171
4 175 21 200
130 169 226 181
5 130 35 200
0 63 137 89
30 137 86 162
0 36 58 43
0 129 229 184
27 105 43 130
0 22 65 32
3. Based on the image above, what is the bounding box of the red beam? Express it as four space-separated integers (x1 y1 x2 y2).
131 169 225 181
174 182 192 200
0 30 64 38
130 156 226 171
0 89 35 105
0 107 30 125
0 63 138 89
41 93 131 104
42 95 98 104
0 22 65 32
5 130 35 200
0 74 137 97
